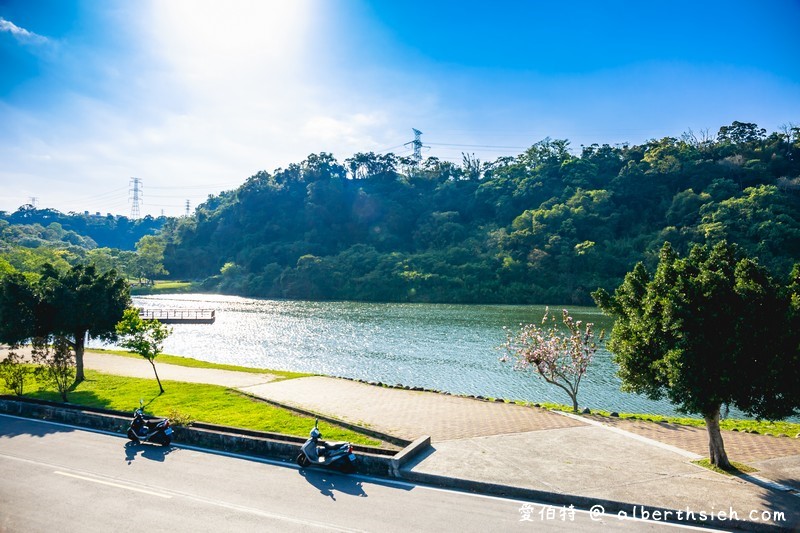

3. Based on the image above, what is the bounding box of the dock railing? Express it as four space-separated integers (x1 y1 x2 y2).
138 308 216 324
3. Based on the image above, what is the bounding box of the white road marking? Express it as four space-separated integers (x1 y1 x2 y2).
0 452 366 532
53 470 173 498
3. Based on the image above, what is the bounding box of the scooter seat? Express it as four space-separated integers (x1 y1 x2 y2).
144 419 167 429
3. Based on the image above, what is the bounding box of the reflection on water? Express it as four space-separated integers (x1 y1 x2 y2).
93 294 727 418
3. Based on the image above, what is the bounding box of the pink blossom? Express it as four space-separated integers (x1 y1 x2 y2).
501 308 604 412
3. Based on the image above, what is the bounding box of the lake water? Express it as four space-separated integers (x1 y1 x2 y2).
93 294 723 418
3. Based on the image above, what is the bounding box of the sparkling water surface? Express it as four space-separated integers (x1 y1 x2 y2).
93 293 752 418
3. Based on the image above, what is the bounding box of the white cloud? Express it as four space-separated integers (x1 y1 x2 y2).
0 17 49 46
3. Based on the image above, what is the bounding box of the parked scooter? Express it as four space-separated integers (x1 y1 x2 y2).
296 419 356 473
127 400 173 446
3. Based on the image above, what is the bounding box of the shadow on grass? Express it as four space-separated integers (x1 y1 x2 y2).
29 384 162 415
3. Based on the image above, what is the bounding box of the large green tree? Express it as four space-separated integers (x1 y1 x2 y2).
132 235 169 285
593 242 800 468
0 263 130 383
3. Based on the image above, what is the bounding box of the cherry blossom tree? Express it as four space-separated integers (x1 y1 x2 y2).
503 308 603 412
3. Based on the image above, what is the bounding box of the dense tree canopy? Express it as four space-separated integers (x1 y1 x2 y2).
157 122 800 304
0 206 165 251
0 263 131 382
0 214 167 285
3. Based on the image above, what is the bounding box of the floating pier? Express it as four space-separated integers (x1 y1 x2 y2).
138 308 216 324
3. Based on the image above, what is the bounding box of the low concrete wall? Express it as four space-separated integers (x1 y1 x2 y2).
0 396 131 434
0 396 427 478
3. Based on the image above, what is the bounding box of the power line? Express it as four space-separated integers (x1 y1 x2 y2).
147 182 242 190
145 193 200 199
374 143 409 154
77 187 128 202
147 203 185 208
427 142 528 150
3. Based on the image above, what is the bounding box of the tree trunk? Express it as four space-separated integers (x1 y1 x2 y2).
569 393 578 413
703 406 731 469
150 360 164 394
74 330 86 383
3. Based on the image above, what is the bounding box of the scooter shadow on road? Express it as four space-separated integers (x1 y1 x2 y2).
124 441 175 464
298 468 367 501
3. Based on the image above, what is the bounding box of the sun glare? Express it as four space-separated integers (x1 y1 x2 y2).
144 0 317 80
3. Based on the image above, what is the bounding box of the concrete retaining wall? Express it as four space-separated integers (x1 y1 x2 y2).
0 396 429 478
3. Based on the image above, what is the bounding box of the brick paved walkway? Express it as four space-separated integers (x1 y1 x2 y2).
588 415 800 463
242 376 586 441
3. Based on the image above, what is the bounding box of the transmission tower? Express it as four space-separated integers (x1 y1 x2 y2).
129 177 142 219
185 199 190 217
404 128 427 165
28 196 38 208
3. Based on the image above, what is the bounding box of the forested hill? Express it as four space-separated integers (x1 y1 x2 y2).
0 207 166 251
162 122 800 304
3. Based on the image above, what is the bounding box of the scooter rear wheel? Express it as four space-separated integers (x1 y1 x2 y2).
296 453 310 467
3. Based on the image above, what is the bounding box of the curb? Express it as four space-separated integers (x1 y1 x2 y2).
390 435 430 477
398 469 793 533
0 396 425 478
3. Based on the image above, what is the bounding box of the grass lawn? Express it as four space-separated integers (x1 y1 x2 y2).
87 348 312 380
3 369 381 447
130 280 197 295
692 458 758 476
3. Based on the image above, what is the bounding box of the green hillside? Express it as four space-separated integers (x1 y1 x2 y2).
160 121 800 304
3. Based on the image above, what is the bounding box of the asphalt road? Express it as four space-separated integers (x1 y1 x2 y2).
0 415 721 532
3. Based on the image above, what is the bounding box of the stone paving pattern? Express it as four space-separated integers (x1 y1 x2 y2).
242 376 586 441
586 415 800 463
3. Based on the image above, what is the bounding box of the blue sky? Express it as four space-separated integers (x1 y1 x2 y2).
1 0 799 217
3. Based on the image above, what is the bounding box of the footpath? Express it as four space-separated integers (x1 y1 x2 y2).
15 350 800 530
